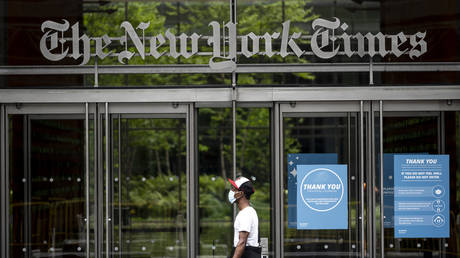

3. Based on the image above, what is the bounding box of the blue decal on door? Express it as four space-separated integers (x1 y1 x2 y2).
296 164 348 229
287 154 337 228
394 155 449 238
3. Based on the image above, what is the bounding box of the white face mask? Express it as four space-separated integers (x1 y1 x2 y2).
228 190 236 204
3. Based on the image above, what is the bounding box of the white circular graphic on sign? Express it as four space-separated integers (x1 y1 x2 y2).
300 168 344 212
432 185 445 198
432 214 446 227
432 199 446 213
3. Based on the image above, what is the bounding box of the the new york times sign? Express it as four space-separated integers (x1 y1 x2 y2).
40 17 427 70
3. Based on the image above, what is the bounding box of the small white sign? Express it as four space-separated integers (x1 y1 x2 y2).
260 237 269 253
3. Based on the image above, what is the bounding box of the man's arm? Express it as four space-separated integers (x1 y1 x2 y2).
232 231 249 258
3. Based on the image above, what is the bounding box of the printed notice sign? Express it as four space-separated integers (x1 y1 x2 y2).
381 153 427 228
296 165 348 229
287 154 337 228
287 153 337 228
394 155 449 238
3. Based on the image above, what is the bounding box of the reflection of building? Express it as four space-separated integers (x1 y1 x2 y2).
0 0 460 257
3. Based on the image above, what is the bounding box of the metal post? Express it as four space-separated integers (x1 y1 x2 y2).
347 112 352 254
439 112 444 155
0 104 4 257
231 0 237 198
24 116 31 258
118 115 122 258
359 101 365 258
95 58 99 87
231 0 237 219
105 102 110 258
369 58 374 86
369 102 376 258
354 112 359 256
232 99 237 220
439 111 446 258
0 104 9 258
95 104 102 258
274 104 282 258
379 101 384 258
85 103 90 257
187 104 197 258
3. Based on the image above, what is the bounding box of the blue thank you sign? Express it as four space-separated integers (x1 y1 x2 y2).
394 154 449 238
287 154 337 228
296 164 348 229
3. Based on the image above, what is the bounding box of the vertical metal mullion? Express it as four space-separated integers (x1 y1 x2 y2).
269 106 275 257
230 0 237 88
0 104 4 257
24 115 31 258
274 104 282 258
118 115 122 258
85 103 90 258
94 104 98 258
110 112 115 256
359 101 365 258
379 101 384 258
105 103 110 258
232 100 236 179
187 103 196 258
232 99 237 221
355 112 360 256
187 104 191 258
347 112 352 254
370 103 376 258
1 104 9 258
439 112 444 154
231 0 238 217
94 104 102 258
439 111 446 258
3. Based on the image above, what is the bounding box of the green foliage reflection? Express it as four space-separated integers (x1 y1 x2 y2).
83 0 317 86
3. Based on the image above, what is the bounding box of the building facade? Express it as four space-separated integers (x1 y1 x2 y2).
0 0 460 257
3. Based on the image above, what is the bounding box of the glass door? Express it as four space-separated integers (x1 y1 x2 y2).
104 103 193 258
277 102 366 258
376 100 460 258
5 104 92 258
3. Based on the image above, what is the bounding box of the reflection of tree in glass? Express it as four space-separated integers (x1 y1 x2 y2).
83 0 317 86
114 118 187 257
84 1 231 86
238 0 319 84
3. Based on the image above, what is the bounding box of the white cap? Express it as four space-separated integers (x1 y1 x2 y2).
228 176 250 190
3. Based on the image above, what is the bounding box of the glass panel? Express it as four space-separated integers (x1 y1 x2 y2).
197 107 272 257
96 74 232 87
378 112 460 257
450 111 460 257
236 0 459 63
197 108 233 257
236 108 272 256
237 72 370 86
9 115 91 257
2 0 230 87
111 117 187 257
283 114 360 257
374 72 460 86
379 114 442 257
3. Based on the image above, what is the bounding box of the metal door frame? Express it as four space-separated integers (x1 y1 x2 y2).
0 102 196 258
274 99 460 258
101 102 195 258
375 100 460 258
2 103 91 258
274 101 367 258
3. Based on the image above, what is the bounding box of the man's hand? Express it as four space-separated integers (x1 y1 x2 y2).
232 231 249 258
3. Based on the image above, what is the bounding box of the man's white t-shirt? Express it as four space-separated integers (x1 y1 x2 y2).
233 206 259 247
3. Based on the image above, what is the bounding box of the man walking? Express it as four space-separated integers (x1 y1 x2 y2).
227 177 261 258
